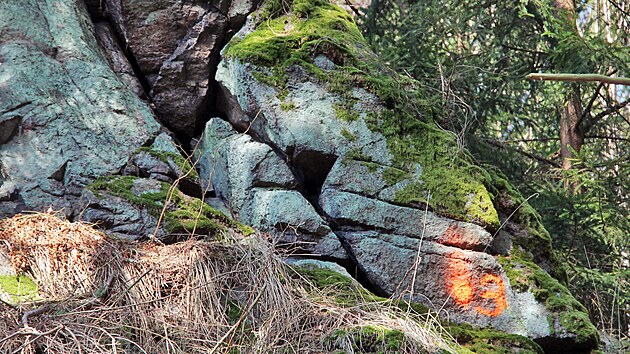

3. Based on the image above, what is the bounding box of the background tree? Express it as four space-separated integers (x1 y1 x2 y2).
358 0 629 339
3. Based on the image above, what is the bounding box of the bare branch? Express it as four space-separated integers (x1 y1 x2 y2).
486 139 561 167
584 135 630 142
579 81 606 127
588 99 630 128
22 304 50 328
526 73 630 85
502 137 560 143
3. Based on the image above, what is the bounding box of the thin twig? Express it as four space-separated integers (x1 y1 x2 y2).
486 139 561 167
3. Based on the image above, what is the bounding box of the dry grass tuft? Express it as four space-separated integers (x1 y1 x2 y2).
0 211 458 353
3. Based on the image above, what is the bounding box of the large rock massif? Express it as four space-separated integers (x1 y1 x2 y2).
0 0 599 351
197 0 599 350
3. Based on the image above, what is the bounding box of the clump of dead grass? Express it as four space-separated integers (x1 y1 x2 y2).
0 211 458 353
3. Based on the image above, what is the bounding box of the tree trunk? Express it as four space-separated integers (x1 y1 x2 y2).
554 0 585 171
559 89 584 170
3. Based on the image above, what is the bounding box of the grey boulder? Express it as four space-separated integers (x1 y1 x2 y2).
0 0 161 217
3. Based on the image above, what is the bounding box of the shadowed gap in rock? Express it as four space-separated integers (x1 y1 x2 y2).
291 150 337 207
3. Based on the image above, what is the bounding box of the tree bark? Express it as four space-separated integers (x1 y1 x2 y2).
559 90 584 170
553 0 585 171
526 73 630 85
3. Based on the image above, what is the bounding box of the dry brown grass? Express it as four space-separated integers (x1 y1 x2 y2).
0 211 458 353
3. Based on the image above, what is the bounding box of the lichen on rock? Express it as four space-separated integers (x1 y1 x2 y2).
0 0 161 218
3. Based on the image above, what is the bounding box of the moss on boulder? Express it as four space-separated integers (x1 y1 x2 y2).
86 175 253 239
448 322 544 354
135 146 200 182
498 253 599 348
325 326 407 353
296 263 553 353
217 0 597 349
223 0 499 228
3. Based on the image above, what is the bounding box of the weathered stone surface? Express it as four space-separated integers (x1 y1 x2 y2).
0 115 21 145
216 58 391 165
123 132 202 196
79 133 219 242
227 0 260 29
0 0 161 217
0 252 14 277
195 118 346 259
321 189 496 252
103 0 220 84
0 180 16 202
247 188 344 257
340 231 550 335
81 183 166 242
80 173 248 243
196 118 298 209
100 0 260 137
93 21 146 98
149 10 227 136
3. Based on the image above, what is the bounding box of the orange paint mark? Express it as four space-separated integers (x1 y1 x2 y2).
445 252 508 317
475 274 507 317
451 278 474 308
447 258 474 309
439 224 465 246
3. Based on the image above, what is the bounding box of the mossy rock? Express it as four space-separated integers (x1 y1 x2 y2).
221 1 597 350
293 264 382 306
483 168 557 266
325 326 408 353
293 263 432 314
498 253 599 348
87 175 254 237
136 146 200 182
447 322 544 354
223 0 500 229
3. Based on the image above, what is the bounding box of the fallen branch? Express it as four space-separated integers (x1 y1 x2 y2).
0 325 63 349
526 73 630 85
22 303 50 328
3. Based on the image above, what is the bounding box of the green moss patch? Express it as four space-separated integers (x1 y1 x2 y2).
293 265 433 316
333 102 359 122
0 275 39 303
136 147 199 182
294 265 381 306
447 323 544 354
340 127 357 142
226 0 363 67
381 166 408 186
326 326 406 353
559 311 599 345
225 0 500 228
280 101 297 111
87 176 254 237
499 254 586 313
